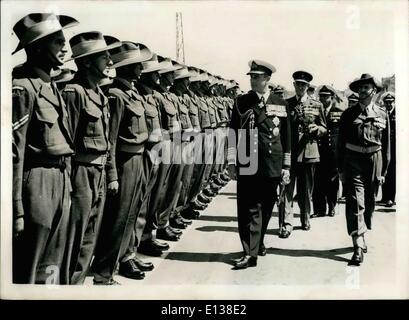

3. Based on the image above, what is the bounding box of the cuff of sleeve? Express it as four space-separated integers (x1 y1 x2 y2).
107 168 118 183
227 147 236 165
13 199 24 219
283 152 291 168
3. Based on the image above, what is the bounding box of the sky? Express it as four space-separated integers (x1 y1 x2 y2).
4 0 402 92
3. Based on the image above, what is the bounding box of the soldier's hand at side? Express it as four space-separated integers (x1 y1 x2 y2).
281 169 290 185
14 217 24 238
339 172 345 184
228 164 237 181
377 176 385 185
107 181 119 195
308 124 318 134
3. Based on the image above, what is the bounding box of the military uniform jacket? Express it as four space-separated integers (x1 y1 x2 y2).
153 89 182 138
135 83 164 144
194 95 211 131
338 101 390 176
286 94 327 163
318 102 345 173
63 75 110 155
12 64 74 219
214 96 230 127
105 78 149 183
206 97 219 128
228 90 291 178
167 93 194 138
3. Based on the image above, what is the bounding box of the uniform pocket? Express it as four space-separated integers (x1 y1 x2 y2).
35 100 59 125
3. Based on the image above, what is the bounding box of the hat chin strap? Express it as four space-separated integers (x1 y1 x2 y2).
358 88 375 101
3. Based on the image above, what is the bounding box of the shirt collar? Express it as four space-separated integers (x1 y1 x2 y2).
256 90 270 103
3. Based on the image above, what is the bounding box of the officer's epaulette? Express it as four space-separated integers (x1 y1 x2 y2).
63 87 75 92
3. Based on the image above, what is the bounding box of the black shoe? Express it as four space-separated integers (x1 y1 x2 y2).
93 279 121 285
168 225 183 235
349 247 364 266
233 256 257 269
197 193 212 204
118 260 145 280
133 257 154 272
213 177 227 186
181 207 200 220
137 240 164 257
279 230 291 239
258 244 267 256
156 227 180 241
203 187 217 198
328 209 336 217
302 222 311 231
385 200 395 207
170 218 187 230
220 173 230 182
151 238 170 251
190 200 207 211
179 216 192 225
310 213 318 218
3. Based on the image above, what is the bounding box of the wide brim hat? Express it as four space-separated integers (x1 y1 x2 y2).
141 54 164 73
379 91 395 102
174 67 191 80
52 68 76 83
188 67 201 82
247 60 276 76
111 42 153 69
347 93 359 102
349 73 382 93
292 70 313 84
12 13 79 54
68 31 121 61
158 56 183 74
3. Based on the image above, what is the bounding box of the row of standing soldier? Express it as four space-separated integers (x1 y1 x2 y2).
12 13 237 285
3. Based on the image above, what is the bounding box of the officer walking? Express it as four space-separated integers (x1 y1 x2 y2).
338 74 390 266
228 60 291 269
312 85 344 217
279 71 326 236
12 13 78 284
62 32 121 284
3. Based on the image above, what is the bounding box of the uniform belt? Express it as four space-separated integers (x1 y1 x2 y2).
346 142 381 154
118 143 145 154
74 152 108 165
27 154 71 169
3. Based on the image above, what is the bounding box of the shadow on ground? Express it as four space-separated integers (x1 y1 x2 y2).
164 247 353 265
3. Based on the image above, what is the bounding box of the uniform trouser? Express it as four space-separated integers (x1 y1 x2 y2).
213 127 227 175
201 130 216 189
344 150 382 237
382 146 395 202
279 162 315 229
13 166 71 284
141 140 172 241
187 132 212 202
175 140 195 213
91 152 146 282
66 163 106 285
312 159 339 214
237 175 278 257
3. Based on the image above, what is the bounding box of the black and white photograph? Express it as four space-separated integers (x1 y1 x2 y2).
1 0 408 301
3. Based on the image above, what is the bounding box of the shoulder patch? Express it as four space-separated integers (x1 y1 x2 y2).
63 88 75 92
12 86 25 91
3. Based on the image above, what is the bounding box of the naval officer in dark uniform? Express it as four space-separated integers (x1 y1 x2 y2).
312 85 344 217
338 74 390 266
228 60 291 269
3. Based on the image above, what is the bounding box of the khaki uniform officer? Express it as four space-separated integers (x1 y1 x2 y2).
338 74 390 266
12 13 78 284
62 32 121 284
279 71 326 235
312 85 344 217
228 60 291 269
91 41 153 285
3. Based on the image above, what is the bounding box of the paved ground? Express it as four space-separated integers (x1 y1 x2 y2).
84 181 398 297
